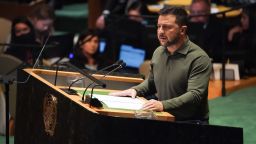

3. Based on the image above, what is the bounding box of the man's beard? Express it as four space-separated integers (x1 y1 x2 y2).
163 35 179 47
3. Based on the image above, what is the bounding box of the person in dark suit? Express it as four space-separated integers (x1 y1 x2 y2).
188 0 223 63
95 0 155 29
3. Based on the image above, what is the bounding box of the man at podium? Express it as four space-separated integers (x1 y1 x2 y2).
110 6 212 124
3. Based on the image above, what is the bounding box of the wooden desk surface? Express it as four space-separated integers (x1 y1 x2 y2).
147 1 241 17
62 88 175 122
208 76 256 99
24 68 175 122
74 87 174 122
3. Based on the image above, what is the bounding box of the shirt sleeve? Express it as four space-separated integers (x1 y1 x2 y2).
132 62 157 97
161 56 212 117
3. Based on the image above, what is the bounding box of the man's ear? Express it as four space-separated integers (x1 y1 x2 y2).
180 26 187 34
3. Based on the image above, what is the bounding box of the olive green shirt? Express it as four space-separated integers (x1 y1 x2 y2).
133 39 212 121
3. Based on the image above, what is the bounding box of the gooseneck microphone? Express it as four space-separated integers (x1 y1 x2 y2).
66 60 123 94
82 62 126 107
85 84 104 107
65 62 106 87
96 60 124 73
53 60 70 86
82 62 126 100
13 34 51 84
0 42 57 48
62 62 106 94
54 64 60 86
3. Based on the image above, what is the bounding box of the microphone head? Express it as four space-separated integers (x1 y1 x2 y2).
62 61 70 66
120 62 126 68
102 83 106 88
116 60 123 65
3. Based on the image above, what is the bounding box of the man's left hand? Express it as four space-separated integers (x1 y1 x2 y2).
142 99 163 111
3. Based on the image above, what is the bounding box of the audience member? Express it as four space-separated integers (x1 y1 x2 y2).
98 0 156 65
95 0 154 29
190 0 210 23
70 30 107 71
28 3 55 44
5 17 39 65
126 1 147 23
227 7 256 75
228 9 251 43
188 0 223 62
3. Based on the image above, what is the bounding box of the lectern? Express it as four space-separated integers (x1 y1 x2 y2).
15 68 243 144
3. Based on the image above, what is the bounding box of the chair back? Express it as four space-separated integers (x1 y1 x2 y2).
0 54 23 119
0 18 11 54
0 54 23 75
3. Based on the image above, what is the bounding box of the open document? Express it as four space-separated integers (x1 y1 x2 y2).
92 94 145 110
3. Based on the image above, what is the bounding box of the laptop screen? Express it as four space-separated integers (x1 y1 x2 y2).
99 39 106 53
119 44 145 68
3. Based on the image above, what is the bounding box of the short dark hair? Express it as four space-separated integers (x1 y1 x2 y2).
30 4 55 20
159 6 188 26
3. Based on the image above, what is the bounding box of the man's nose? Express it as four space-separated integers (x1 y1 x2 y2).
158 26 164 33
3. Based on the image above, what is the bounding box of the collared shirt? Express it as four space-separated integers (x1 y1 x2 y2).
133 38 212 121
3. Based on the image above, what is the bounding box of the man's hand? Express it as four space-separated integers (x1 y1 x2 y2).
142 99 163 111
109 89 137 98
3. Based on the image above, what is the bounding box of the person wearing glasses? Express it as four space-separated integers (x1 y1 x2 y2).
188 0 223 63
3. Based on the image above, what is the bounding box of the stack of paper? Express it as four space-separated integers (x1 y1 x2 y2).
92 94 145 110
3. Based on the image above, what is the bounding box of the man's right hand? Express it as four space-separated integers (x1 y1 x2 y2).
109 89 137 98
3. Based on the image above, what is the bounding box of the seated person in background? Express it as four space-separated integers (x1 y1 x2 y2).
188 0 223 62
228 9 251 43
5 17 39 65
70 30 107 71
96 0 154 29
227 7 256 75
127 1 146 23
28 3 55 44
99 1 152 64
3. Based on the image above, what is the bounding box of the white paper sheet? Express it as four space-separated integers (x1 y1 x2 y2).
92 94 145 110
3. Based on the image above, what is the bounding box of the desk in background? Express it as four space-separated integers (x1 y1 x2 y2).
147 0 241 17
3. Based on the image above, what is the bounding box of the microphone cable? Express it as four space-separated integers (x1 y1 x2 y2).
82 62 126 104
13 34 51 84
67 60 123 92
